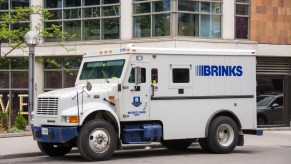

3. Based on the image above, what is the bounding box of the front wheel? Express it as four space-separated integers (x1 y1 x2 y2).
206 116 239 154
37 142 72 157
77 119 117 161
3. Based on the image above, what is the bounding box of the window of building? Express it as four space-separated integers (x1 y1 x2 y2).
0 58 29 125
172 68 190 83
133 0 171 38
43 0 120 42
44 57 82 91
235 0 249 39
178 0 222 38
0 0 30 43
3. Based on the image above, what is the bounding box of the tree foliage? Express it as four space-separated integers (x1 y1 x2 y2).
0 1 74 58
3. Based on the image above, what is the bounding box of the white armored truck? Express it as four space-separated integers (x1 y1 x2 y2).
31 45 262 161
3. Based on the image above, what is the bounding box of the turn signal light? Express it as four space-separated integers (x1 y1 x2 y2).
69 116 79 123
109 96 115 100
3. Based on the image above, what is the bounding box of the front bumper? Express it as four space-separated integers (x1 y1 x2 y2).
31 126 78 143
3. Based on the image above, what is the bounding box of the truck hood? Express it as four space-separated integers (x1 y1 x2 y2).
37 83 118 99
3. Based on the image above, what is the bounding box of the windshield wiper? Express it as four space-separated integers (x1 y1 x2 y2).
101 70 110 83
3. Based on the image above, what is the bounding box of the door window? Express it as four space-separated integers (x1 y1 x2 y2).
128 68 146 83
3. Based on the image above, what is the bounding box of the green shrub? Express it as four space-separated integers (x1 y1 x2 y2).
13 112 27 130
0 111 9 131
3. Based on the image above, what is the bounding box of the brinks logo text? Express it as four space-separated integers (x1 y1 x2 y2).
196 65 243 77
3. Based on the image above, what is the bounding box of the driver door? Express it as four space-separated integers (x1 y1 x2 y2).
122 62 150 121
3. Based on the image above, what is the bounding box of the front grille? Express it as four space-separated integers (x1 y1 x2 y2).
37 98 58 115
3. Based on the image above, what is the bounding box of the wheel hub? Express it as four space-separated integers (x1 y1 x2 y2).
216 124 234 147
89 129 110 153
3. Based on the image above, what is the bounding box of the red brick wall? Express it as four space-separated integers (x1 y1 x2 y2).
250 0 291 44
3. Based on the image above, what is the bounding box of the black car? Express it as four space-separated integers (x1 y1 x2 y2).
257 94 284 125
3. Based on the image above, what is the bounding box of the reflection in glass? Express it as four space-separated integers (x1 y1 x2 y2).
64 0 81 7
102 6 119 16
44 58 62 69
212 3 221 14
63 58 82 69
44 0 62 8
178 13 199 36
0 0 8 10
84 19 100 40
236 17 248 39
201 2 210 13
64 21 81 41
211 15 221 37
133 15 151 38
64 9 81 19
84 0 100 6
178 0 198 12
12 71 28 88
236 4 249 15
11 58 28 69
102 0 119 5
44 22 62 42
83 7 100 18
102 18 119 39
0 72 9 88
47 10 62 20
64 71 78 88
0 58 9 69
44 71 62 88
11 0 29 8
153 0 170 12
134 2 151 14
200 15 210 37
153 14 170 37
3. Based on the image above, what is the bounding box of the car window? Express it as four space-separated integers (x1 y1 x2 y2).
272 97 283 106
257 96 275 106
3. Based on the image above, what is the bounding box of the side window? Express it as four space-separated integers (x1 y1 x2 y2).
151 68 158 84
273 97 283 106
128 68 146 83
172 68 190 83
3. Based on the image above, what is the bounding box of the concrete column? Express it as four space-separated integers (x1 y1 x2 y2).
120 0 133 40
222 0 235 40
30 0 43 44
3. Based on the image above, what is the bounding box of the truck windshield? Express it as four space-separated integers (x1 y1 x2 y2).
79 59 125 80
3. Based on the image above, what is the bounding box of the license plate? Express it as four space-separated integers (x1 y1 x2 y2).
41 128 48 135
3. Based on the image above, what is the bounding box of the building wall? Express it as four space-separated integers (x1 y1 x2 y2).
250 0 291 44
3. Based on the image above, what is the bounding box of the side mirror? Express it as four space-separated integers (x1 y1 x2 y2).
135 67 142 85
271 103 279 108
86 81 92 91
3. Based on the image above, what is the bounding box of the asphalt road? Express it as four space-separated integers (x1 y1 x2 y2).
1 131 291 164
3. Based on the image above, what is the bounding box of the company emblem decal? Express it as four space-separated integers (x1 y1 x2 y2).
132 96 142 107
195 65 243 77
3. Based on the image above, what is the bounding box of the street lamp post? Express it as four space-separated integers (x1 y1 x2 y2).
24 31 39 126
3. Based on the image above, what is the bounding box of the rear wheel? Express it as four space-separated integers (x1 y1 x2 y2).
37 142 72 157
77 119 117 161
163 139 193 150
206 116 239 154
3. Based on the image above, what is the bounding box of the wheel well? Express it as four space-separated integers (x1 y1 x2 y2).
82 110 119 135
205 110 242 137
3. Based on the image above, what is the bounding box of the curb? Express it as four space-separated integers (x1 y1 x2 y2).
0 131 32 138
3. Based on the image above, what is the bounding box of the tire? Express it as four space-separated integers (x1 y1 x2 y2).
37 142 72 157
77 119 117 161
198 138 210 152
206 116 239 154
163 139 193 150
257 115 267 125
